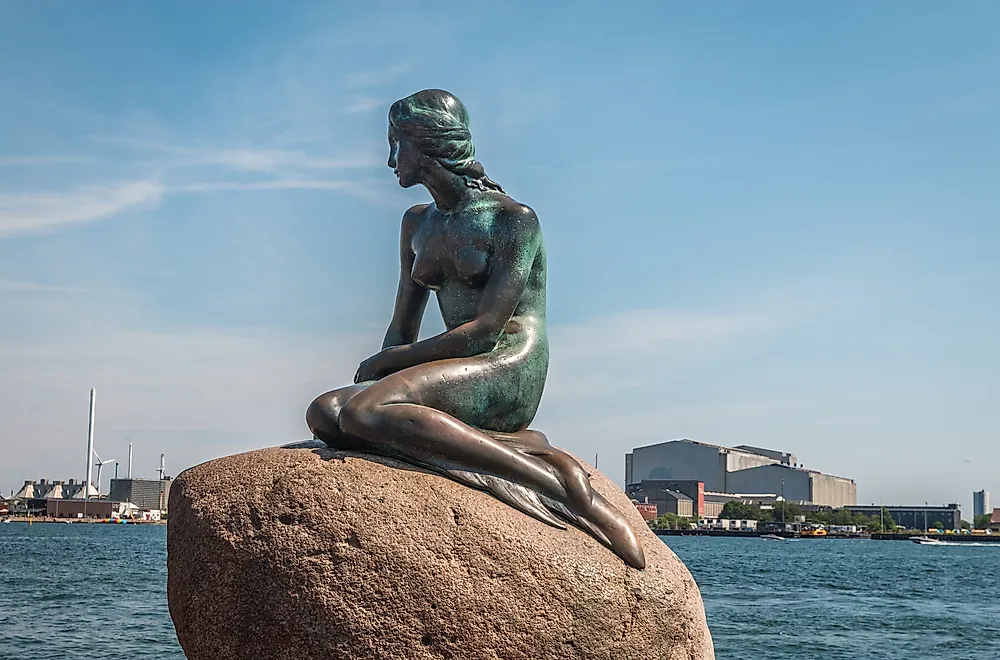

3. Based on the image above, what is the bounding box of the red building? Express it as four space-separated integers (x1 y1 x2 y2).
633 502 658 522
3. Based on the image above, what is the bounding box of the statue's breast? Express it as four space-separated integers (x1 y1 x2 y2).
411 223 491 290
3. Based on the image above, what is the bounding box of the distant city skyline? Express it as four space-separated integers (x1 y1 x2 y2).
1 2 998 519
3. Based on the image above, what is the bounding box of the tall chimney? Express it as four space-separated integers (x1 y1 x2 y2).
127 442 133 479
158 453 165 480
85 388 96 499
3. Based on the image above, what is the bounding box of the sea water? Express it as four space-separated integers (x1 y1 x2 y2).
0 523 180 660
1 524 998 659
662 535 1000 660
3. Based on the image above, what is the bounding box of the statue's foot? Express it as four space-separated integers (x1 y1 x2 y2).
548 459 644 570
484 428 552 450
584 491 646 569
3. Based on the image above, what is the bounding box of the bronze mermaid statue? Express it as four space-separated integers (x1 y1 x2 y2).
304 89 645 569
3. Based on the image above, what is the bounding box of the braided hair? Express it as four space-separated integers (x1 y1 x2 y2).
389 89 505 194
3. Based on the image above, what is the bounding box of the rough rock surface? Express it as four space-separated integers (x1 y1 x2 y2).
167 446 715 660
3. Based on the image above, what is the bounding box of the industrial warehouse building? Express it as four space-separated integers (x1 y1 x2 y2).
13 479 88 500
625 439 856 508
7 477 172 518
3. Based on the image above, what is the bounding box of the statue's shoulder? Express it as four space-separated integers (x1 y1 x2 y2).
498 197 539 232
403 203 431 222
401 203 431 235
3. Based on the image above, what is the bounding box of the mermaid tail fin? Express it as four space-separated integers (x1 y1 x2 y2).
442 466 644 570
443 469 570 530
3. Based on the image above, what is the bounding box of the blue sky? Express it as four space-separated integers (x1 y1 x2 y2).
1 2 997 517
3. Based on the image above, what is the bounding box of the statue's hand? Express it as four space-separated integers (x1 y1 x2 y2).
354 348 401 383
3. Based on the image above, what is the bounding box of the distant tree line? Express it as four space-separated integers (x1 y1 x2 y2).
652 512 694 530
716 501 900 533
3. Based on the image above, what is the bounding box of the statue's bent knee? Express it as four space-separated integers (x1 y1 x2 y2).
306 392 341 439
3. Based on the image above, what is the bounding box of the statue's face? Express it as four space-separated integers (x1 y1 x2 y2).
387 131 421 188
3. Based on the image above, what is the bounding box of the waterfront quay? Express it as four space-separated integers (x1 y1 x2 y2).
655 529 855 539
872 532 1000 543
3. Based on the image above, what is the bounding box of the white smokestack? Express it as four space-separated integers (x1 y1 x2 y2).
85 388 96 499
127 442 133 479
158 453 165 480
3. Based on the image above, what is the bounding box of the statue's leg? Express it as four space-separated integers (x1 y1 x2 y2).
486 429 644 568
306 383 371 449
338 375 570 505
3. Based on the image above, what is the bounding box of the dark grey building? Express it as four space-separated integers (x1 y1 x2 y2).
108 478 172 511
627 481 695 518
845 504 961 531
627 479 704 517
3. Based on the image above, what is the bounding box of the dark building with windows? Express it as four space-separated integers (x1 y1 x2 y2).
845 504 961 531
627 480 697 518
108 478 172 511
627 480 704 517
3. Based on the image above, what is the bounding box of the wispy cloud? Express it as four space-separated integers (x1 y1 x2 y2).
170 179 359 193
0 155 86 167
0 175 389 238
541 308 780 403
342 96 384 114
0 181 164 237
91 137 382 173
0 280 121 294
0 131 395 238
553 308 778 360
344 63 410 87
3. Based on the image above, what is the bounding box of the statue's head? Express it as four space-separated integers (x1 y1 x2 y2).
388 89 503 193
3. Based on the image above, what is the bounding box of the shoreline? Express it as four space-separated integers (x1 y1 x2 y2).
1 517 166 525
654 529 1000 542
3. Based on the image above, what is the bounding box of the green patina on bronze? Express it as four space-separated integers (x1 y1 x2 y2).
304 89 645 569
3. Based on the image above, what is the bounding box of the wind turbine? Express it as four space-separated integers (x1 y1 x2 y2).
93 451 116 497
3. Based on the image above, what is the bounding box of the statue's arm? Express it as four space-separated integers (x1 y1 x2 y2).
381 205 430 349
355 205 539 382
